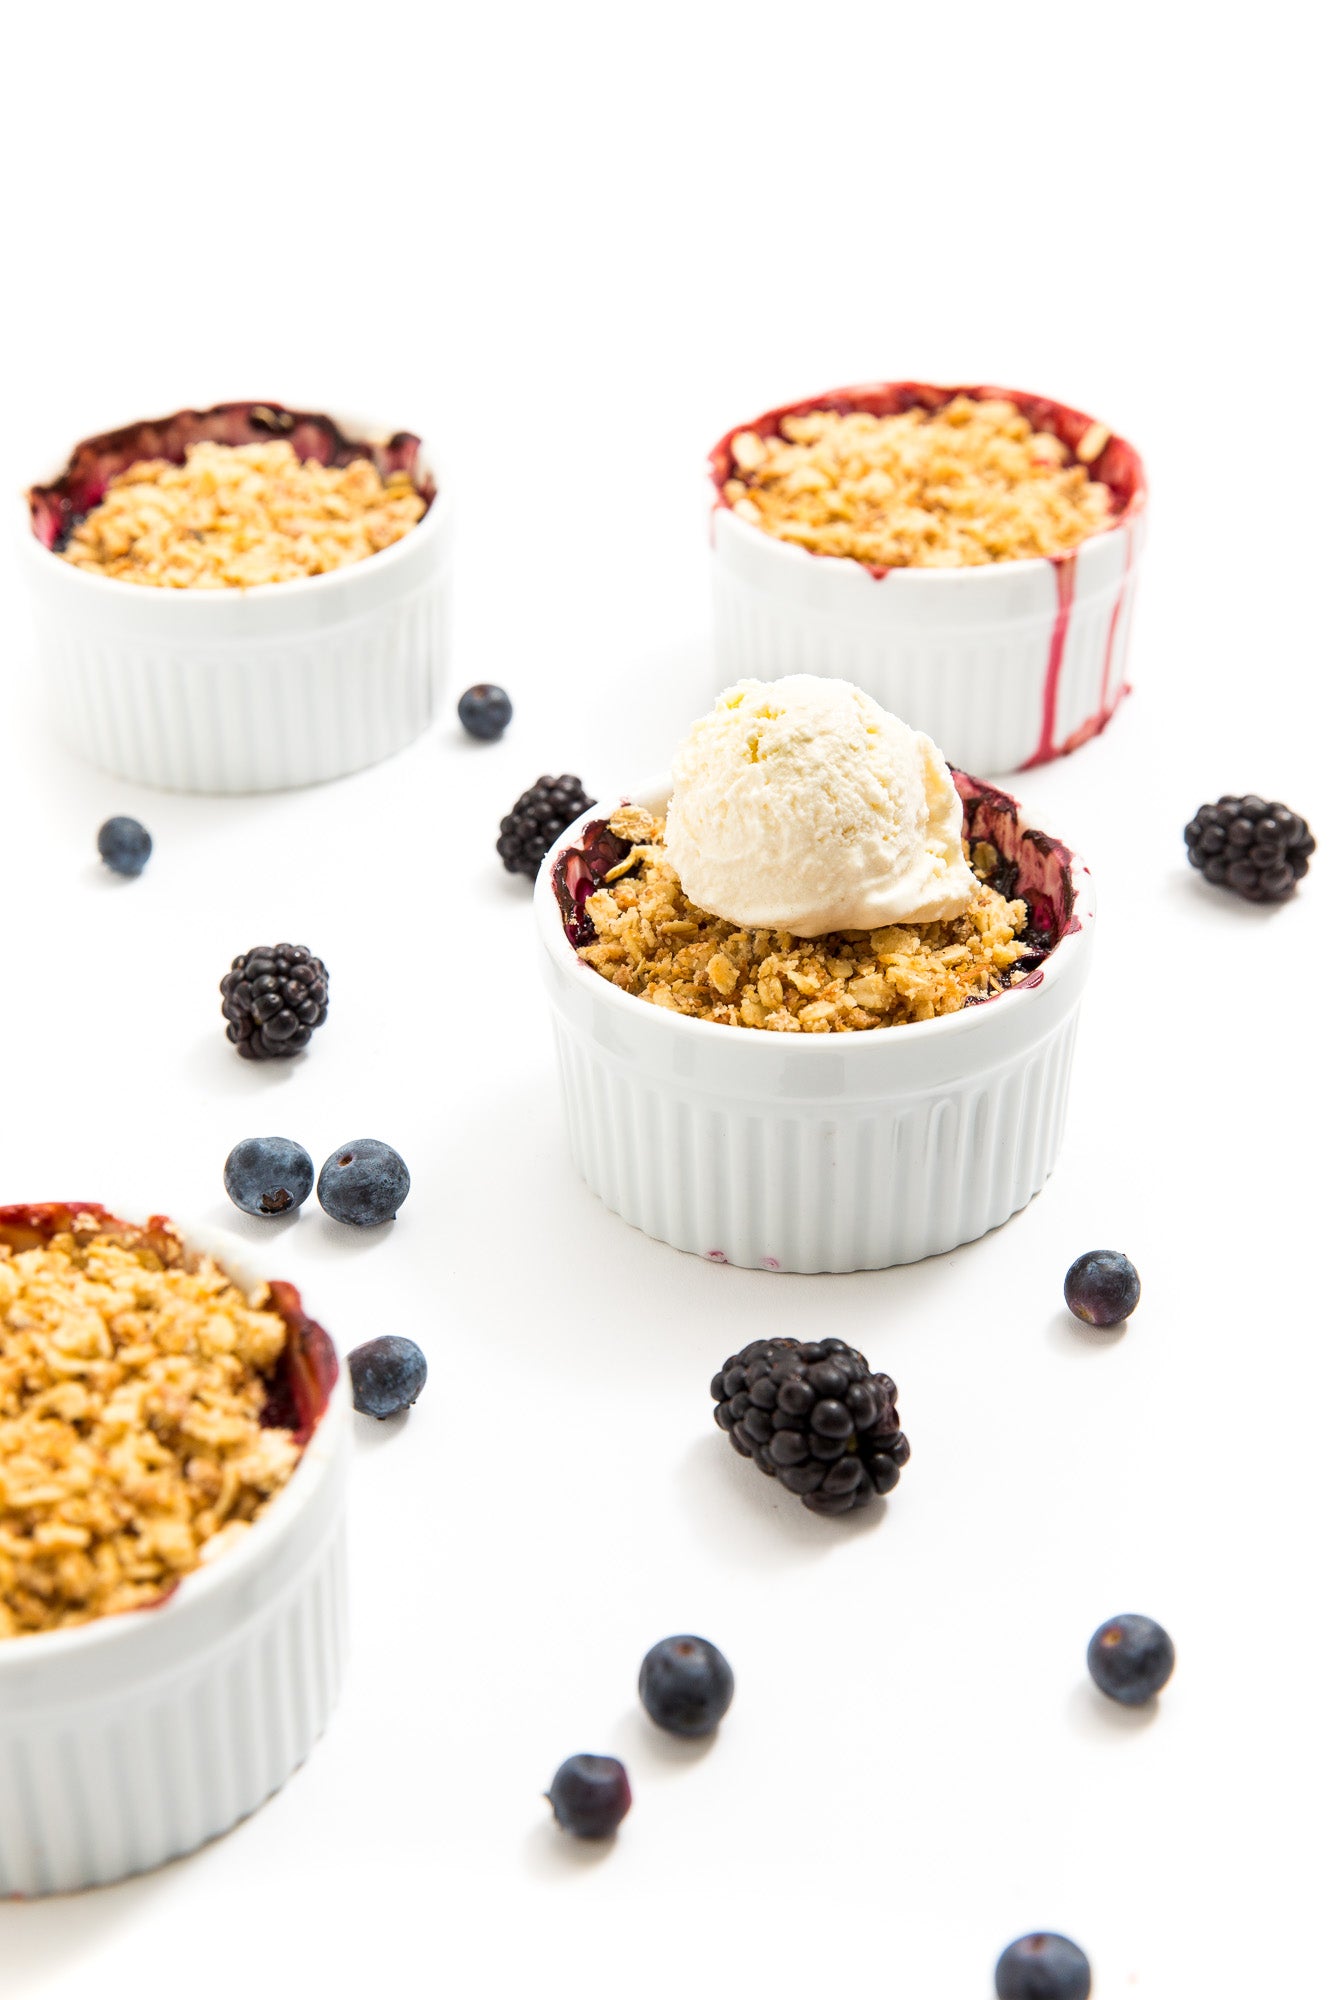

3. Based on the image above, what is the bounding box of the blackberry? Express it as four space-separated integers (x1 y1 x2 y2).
1185 794 1314 902
458 683 513 741
220 944 329 1060
97 815 152 877
710 1336 909 1517
546 1754 631 1839
498 774 592 880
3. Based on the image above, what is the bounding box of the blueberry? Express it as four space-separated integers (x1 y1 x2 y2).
995 1933 1092 2000
639 1635 734 1737
1063 1249 1140 1327
546 1754 631 1839
457 683 513 741
317 1140 410 1227
347 1334 427 1419
223 1136 315 1218
97 816 152 877
1087 1613 1175 1706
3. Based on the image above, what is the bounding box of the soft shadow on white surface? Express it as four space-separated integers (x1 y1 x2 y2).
1042 1308 1130 1358
676 1432 888 1569
198 1200 304 1244
182 1034 306 1095
311 1213 400 1255
522 1819 621 1879
351 1406 414 1453
607 1707 715 1775
1163 869 1295 925
0 1870 160 1985
1065 1680 1161 1739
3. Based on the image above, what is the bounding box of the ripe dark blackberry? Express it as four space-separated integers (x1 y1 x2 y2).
220 944 329 1060
1185 794 1314 902
497 774 593 880
710 1336 909 1517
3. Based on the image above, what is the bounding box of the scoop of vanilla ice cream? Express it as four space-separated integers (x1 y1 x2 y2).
664 677 976 936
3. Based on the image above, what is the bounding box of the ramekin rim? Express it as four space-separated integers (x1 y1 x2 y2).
18 408 447 606
537 777 1094 1052
707 376 1147 579
714 499 1139 584
0 1212 347 1666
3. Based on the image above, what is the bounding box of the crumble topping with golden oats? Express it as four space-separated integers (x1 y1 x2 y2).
723 396 1113 569
577 807 1030 1031
0 1226 301 1637
61 438 426 588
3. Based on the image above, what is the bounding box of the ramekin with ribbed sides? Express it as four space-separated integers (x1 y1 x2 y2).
537 774 1094 1275
20 401 451 793
0 1204 349 1896
709 382 1146 775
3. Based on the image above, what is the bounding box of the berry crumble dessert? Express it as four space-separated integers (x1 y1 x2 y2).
27 400 432 590
0 1204 335 1637
711 382 1145 575
555 679 1076 1033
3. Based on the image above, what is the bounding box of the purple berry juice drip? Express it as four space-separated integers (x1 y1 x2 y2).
27 401 434 552
708 382 1147 765
553 817 632 947
951 768 1079 996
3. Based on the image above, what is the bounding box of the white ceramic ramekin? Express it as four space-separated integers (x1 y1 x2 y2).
20 403 451 793
0 1207 349 1896
538 777 1094 1274
709 382 1147 776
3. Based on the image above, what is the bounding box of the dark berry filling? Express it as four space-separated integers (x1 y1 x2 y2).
27 401 433 555
709 380 1146 534
0 1202 337 1448
554 769 1080 991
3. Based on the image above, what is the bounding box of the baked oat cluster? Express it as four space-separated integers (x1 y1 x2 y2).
723 396 1112 569
61 439 426 588
0 1223 300 1636
578 807 1030 1031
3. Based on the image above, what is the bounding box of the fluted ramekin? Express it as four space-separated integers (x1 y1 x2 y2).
0 1205 349 1896
538 776 1094 1274
709 382 1146 775
20 402 451 793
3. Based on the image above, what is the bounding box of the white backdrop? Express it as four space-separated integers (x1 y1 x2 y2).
1 3 1327 1994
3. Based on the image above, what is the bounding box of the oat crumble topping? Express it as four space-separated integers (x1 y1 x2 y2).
61 438 426 588
723 396 1112 569
578 807 1030 1031
0 1225 301 1636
